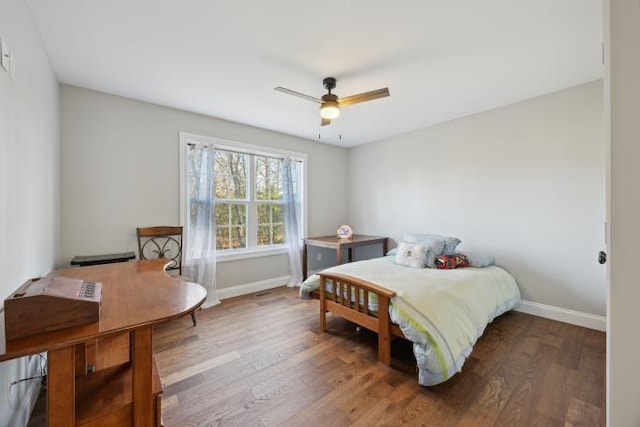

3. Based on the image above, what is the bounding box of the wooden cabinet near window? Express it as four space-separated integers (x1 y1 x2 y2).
302 234 388 279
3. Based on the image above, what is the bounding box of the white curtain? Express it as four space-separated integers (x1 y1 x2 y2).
184 143 220 308
283 157 303 286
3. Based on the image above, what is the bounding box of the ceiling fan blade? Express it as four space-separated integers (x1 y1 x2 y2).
338 88 390 107
321 117 331 126
274 87 322 104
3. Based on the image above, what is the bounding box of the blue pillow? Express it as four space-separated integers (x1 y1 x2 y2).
423 249 437 269
404 232 461 255
458 252 494 267
402 233 447 256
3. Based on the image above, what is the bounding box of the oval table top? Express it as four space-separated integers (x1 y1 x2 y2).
0 259 207 362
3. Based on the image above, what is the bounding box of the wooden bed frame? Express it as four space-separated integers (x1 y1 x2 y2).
317 272 406 365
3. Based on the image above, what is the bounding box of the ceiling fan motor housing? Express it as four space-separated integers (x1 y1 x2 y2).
323 77 337 91
321 93 338 103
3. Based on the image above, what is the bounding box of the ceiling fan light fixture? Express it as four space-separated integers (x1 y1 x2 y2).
320 100 340 119
276 77 389 126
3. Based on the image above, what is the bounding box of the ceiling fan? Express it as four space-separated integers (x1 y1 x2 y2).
275 77 390 126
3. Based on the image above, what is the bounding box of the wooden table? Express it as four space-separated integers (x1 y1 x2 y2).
302 234 388 279
0 260 207 426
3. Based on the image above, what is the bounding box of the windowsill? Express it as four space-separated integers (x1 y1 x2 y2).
216 247 289 263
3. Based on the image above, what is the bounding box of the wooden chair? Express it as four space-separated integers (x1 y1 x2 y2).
136 226 200 326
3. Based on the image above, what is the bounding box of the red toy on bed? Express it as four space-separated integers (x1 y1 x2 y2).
434 254 470 269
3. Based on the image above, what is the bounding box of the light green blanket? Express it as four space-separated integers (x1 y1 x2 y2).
300 256 520 385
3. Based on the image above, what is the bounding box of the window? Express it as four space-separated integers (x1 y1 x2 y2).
214 150 289 250
180 133 306 260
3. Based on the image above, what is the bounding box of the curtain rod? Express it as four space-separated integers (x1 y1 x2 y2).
187 142 303 163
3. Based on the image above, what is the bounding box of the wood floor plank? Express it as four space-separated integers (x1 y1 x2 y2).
565 397 604 427
162 350 242 386
493 337 557 425
536 362 580 422
152 286 606 427
348 398 395 427
456 376 512 427
258 376 335 427
341 377 394 421
394 393 438 426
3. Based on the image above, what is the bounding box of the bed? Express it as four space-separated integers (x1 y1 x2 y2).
300 256 520 386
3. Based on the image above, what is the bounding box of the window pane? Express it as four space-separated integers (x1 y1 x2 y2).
271 180 283 200
230 226 246 249
255 178 267 201
216 227 230 250
257 203 271 225
273 224 285 244
230 204 246 226
257 203 268 224
272 204 284 224
255 202 287 246
215 150 247 200
216 203 246 250
257 225 271 246
216 203 230 225
255 156 283 201
255 157 268 182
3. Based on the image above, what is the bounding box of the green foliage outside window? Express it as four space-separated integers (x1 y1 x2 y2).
216 203 247 250
203 151 288 250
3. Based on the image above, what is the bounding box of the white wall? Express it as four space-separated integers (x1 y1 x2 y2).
606 0 640 425
0 0 60 425
348 81 606 319
60 85 348 289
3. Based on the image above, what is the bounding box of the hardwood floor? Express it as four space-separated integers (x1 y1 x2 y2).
153 287 605 427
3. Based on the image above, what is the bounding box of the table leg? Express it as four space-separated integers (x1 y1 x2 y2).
302 242 308 280
348 247 353 263
132 326 154 427
382 239 388 256
48 345 76 425
336 246 342 265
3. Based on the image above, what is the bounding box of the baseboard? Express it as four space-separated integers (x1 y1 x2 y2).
516 300 606 332
217 275 291 300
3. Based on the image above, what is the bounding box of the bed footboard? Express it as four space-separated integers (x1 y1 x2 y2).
318 272 397 365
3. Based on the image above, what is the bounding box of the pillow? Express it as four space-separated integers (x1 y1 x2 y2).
434 254 470 270
403 233 446 256
437 235 462 256
388 246 436 267
457 252 494 268
394 241 426 268
404 232 461 256
423 249 437 269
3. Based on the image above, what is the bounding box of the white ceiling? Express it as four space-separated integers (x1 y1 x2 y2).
25 0 603 147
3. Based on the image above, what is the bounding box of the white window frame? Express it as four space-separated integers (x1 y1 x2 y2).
179 132 308 263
